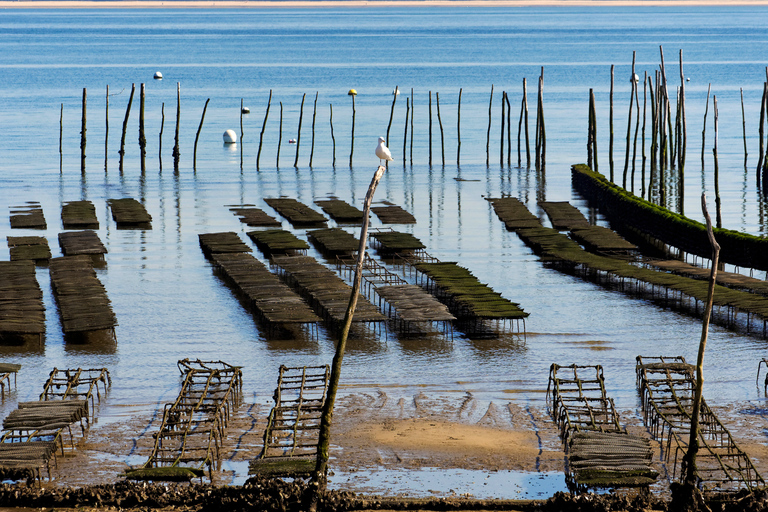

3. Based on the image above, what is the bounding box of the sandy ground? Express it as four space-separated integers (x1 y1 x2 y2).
3 0 768 8
27 384 768 499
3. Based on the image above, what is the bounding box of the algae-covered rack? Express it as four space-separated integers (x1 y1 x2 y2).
126 359 242 482
250 365 329 478
49 255 117 340
264 198 327 227
9 202 46 230
247 229 309 257
107 198 152 228
314 198 364 224
61 200 99 229
547 363 657 493
229 206 281 227
7 236 51 263
198 232 252 257
271 255 386 325
0 261 45 345
371 203 416 224
59 230 107 256
308 227 359 256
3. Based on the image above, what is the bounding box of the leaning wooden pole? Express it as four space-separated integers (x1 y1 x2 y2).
159 102 165 171
294 93 306 168
742 88 748 168
457 88 462 165
386 86 398 154
256 89 272 171
631 73 640 192
410 88 414 165
314 164 386 491
623 52 636 189
80 87 87 173
702 83 712 170
139 83 146 173
714 96 722 228
757 83 766 179
120 83 136 173
517 96 524 167
641 72 648 198
330 104 336 167
309 91 318 167
683 193 720 489
679 49 687 175
436 92 445 166
173 82 180 172
486 84 493 166
277 102 283 167
193 98 210 172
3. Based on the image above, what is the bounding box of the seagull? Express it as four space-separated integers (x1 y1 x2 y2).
375 136 393 165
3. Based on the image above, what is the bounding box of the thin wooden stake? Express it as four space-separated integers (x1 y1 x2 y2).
410 88 414 165
403 97 409 165
240 98 244 171
757 83 766 178
193 98 210 172
591 88 598 173
486 84 494 167
105 85 109 172
330 104 336 167
349 94 355 167
457 88 462 165
173 82 180 172
702 83 712 170
642 72 648 198
436 92 445 166
80 87 86 173
506 92 512 166
623 52 636 189
59 103 63 173
500 91 506 166
610 65 615 181
742 88 748 168
309 92 318 167
631 73 641 193
428 91 433 166
257 89 272 171
294 93 306 168
523 78 530 168
120 83 136 173
277 102 283 167
587 89 594 169
159 102 164 171
386 86 398 156
139 83 146 173
713 96 722 228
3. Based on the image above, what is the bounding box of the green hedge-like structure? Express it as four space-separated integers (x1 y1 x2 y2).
571 163 768 271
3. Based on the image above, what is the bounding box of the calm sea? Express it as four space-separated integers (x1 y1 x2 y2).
1 6 768 497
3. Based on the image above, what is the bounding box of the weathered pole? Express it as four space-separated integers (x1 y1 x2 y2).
631 73 640 192
403 97 409 165
314 164 386 492
457 88 462 165
309 92 318 167
294 93 306 168
349 94 355 167
591 88 598 174
173 82 180 172
506 92 512 167
436 92 445 166
193 98 210 172
159 102 165 171
428 91 433 166
702 83 712 171
240 98 244 171
517 96 524 167
610 65 615 181
741 88 748 168
105 85 109 172
500 91 506 166
523 78 530 168
623 52 636 189
714 96 722 228
486 84 493 166
410 88 414 165
679 49 687 175
641 72 648 198
386 86 398 155
587 89 594 169
139 83 146 173
120 83 136 173
682 193 720 493
80 87 87 173
277 102 283 167
757 83 766 178
257 89 272 171
330 104 336 167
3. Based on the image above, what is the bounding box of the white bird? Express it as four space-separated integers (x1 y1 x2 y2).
375 136 393 165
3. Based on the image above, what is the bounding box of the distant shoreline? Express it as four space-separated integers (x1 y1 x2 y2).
2 0 768 7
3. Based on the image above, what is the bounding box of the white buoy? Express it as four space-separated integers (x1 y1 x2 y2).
289 139 297 144
686 77 691 82
223 129 237 144
241 107 250 114
154 71 163 80
393 88 400 96
630 73 639 83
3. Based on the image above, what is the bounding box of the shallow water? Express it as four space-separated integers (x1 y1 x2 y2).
2 7 768 497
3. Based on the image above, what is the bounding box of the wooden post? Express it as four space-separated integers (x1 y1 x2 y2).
650 74 658 181
683 193 720 489
610 65 615 181
428 91 433 166
714 96 722 228
523 78 530 168
587 89 594 169
386 86 398 155
105 85 109 172
410 88 414 165
623 52 636 189
679 49 687 175
139 83 146 173
757 83 766 178
330 104 336 167
591 88 598 173
702 83 712 171
537 72 546 169
349 94 355 167
59 103 63 173
641 72 648 198
457 88 462 166
120 83 136 173
486 84 493 166
240 98 244 171
277 102 283 167
506 92 512 167
309 92 318 167
314 164 386 489
173 82 180 172
631 73 640 193
741 88 748 168
193 98 210 172
257 89 272 171
159 102 165 171
500 91 506 166
294 93 306 168
80 87 86 173
436 92 445 166
403 97 409 165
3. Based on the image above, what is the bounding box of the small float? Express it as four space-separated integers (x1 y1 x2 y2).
223 129 237 144
347 89 357 96
154 71 163 80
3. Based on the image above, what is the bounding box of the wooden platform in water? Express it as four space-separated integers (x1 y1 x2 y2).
230 206 281 227
314 199 364 224
375 284 456 323
10 202 46 230
0 261 45 344
539 201 589 230
307 228 359 256
49 256 117 336
210 252 320 326
272 255 386 324
58 230 107 256
61 201 99 229
570 225 637 254
247 229 309 256
107 198 152 228
198 232 252 257
264 198 327 227
369 231 425 253
7 236 51 262
486 197 541 230
370 203 416 224
413 261 529 321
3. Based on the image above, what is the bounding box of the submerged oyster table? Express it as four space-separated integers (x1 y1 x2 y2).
0 261 45 346
9 202 46 230
61 200 99 230
7 236 51 263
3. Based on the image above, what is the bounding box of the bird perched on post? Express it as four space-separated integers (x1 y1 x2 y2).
375 136 393 165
